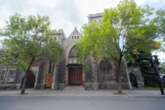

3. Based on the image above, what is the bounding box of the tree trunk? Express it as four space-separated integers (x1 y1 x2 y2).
91 56 98 90
52 64 58 89
123 57 132 89
52 63 55 74
116 54 123 94
20 57 35 94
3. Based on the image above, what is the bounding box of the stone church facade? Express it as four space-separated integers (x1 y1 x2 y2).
32 13 133 90
0 13 144 90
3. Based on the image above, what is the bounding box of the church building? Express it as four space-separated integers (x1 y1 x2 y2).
31 13 133 90
0 13 144 90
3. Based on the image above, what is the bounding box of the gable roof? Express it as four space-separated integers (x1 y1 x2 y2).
68 27 81 38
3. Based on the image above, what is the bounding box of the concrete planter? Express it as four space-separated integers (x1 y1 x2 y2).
54 83 65 90
35 84 44 89
84 82 98 90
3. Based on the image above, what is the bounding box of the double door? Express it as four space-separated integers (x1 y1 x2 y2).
69 67 83 85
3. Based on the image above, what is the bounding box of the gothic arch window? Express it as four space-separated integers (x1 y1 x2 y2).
99 59 112 73
68 46 78 64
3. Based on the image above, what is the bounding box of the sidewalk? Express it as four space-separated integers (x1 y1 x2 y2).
0 88 164 97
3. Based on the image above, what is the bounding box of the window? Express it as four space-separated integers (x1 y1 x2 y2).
72 36 79 39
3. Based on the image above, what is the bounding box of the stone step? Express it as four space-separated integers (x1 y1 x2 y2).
64 86 84 91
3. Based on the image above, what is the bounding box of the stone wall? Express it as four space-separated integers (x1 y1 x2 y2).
97 60 129 89
128 66 144 88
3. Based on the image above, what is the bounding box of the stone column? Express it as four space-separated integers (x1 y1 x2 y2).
35 62 45 89
52 65 57 89
134 67 144 88
52 61 65 90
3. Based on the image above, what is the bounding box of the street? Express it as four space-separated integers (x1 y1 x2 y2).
0 96 165 110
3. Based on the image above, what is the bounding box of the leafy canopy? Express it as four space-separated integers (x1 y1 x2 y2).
77 0 161 64
1 14 63 71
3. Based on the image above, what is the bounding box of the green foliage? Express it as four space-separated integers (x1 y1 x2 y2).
0 50 12 66
1 14 63 71
155 9 165 36
76 21 102 63
77 0 161 64
154 9 165 52
42 36 64 62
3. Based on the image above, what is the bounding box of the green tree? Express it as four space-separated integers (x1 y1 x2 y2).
42 33 64 74
76 21 102 85
154 9 165 52
1 14 63 94
77 0 160 93
0 50 19 83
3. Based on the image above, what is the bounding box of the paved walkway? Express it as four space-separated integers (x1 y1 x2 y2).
0 86 164 97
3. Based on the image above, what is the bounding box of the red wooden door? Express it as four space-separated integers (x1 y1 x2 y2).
69 68 83 85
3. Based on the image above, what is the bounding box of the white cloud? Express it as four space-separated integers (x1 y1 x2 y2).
26 0 57 8
0 5 14 27
0 0 164 36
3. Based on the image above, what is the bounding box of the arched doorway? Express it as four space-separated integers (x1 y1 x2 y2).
98 59 113 89
26 70 35 88
21 70 35 88
67 46 83 85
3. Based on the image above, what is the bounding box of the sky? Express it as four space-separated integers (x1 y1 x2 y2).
0 0 165 61
0 0 165 36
